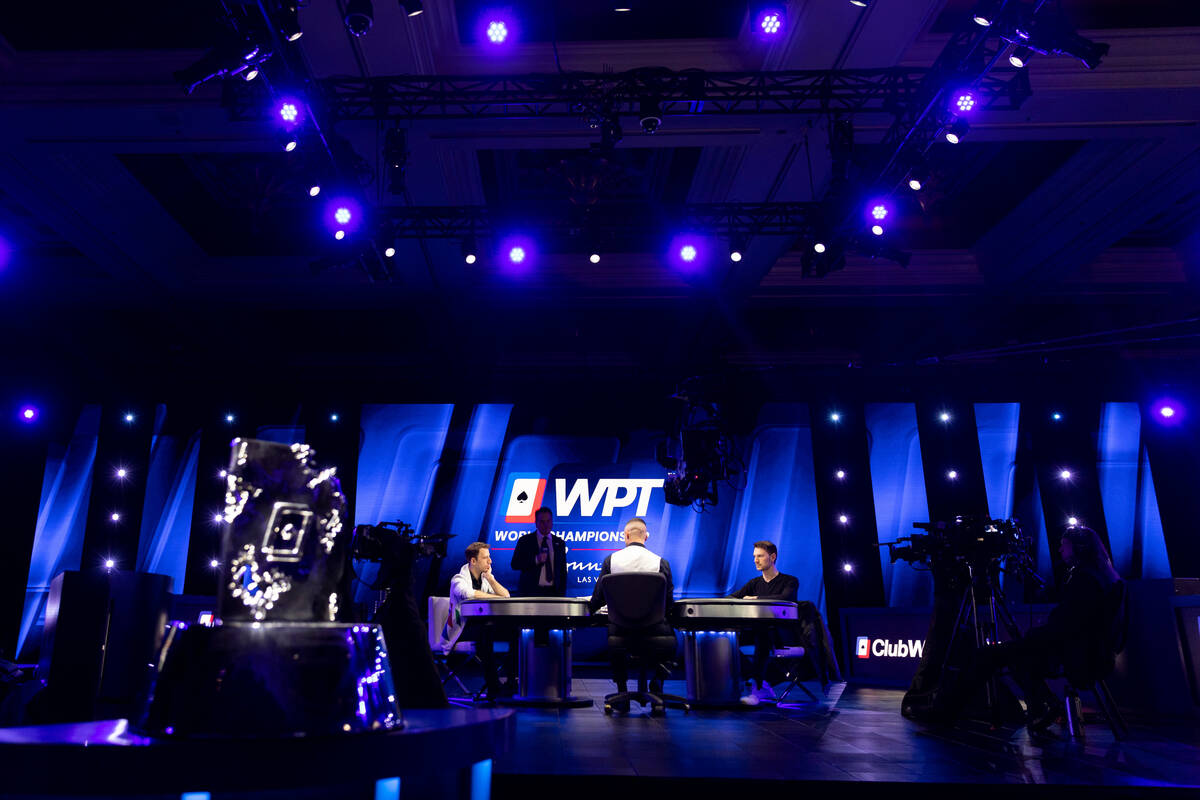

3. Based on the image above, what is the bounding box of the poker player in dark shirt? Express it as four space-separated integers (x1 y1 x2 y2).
729 540 800 704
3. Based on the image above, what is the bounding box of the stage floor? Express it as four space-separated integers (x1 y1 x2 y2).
492 680 1200 791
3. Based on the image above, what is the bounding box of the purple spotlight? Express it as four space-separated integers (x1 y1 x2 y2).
478 11 517 47
680 245 697 262
497 235 535 275
870 203 888 220
1151 398 1184 425
278 101 300 124
758 11 783 35
326 198 363 236
668 234 709 273
19 405 38 423
0 234 11 271
952 90 977 113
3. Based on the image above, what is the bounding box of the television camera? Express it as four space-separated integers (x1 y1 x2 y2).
882 517 1045 723
655 379 745 510
351 521 451 563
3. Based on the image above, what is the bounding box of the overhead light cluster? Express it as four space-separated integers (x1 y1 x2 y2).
971 0 1109 71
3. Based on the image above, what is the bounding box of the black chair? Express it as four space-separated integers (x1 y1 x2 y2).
595 572 689 716
1062 580 1130 741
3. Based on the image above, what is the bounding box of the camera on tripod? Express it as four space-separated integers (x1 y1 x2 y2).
882 517 1030 569
351 521 452 562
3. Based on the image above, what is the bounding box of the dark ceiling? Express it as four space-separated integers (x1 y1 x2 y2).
934 0 1200 32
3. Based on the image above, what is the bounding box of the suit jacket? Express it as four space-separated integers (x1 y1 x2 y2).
511 532 568 596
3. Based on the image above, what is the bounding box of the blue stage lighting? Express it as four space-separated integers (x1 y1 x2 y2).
509 246 526 263
1151 398 1184 425
487 20 508 43
19 405 38 423
947 469 958 480
842 562 854 573
225 413 235 423
680 245 697 262
335 207 352 225
110 512 121 522
279 101 299 124
1052 411 1063 421
871 224 884 236
1058 469 1072 480
758 11 783 35
104 558 116 570
870 203 888 221
309 184 321 197
952 90 977 114
116 468 128 479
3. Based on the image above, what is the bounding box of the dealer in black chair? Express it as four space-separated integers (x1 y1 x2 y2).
589 518 689 716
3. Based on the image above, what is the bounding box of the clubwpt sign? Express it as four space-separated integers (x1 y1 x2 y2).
842 608 934 685
488 464 666 593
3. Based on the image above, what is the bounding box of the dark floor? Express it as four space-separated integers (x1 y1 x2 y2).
490 679 1200 791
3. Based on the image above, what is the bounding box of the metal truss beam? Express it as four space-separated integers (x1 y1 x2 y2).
376 202 826 239
226 68 1030 122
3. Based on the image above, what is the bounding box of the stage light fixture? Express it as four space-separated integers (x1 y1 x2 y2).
225 413 235 423
116 468 128 479
279 102 299 124
335 207 352 225
210 558 220 568
729 250 742 262
344 0 374 37
906 164 929 191
838 514 849 525
835 470 846 480
400 0 424 17
939 412 951 422
947 469 958 480
1020 7 1109 70
757 10 783 35
814 242 826 254
384 246 396 258
1067 517 1078 527
1052 411 1063 421
279 3 303 41
589 253 601 264
973 0 1000 27
1059 469 1072 480
849 0 867 6
944 119 969 144
1161 406 1175 418
487 20 508 43
462 237 478 264
330 413 340 422
1009 45 1032 68
124 412 135 423
509 246 526 263
951 89 977 114
213 512 224 524
173 39 269 94
105 559 115 570
279 131 299 152
842 562 854 573
680 245 697 262
334 230 345 240
870 203 889 221
110 512 121 522
871 224 884 236
309 184 321 197
830 412 841 422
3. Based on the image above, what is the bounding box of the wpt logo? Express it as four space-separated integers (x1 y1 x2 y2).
858 637 925 659
554 478 664 518
503 472 547 523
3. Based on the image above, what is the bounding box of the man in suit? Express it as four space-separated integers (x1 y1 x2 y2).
511 507 568 596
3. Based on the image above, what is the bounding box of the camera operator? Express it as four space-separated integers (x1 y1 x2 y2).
950 526 1125 727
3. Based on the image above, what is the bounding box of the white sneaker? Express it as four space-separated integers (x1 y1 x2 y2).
739 682 760 705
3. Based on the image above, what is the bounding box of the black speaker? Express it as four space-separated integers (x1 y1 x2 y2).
38 570 171 721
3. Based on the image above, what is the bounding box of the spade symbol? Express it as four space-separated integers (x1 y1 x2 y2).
516 490 529 502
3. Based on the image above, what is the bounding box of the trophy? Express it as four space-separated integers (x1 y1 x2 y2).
140 439 403 737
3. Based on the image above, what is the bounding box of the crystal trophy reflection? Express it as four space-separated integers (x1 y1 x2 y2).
140 439 402 737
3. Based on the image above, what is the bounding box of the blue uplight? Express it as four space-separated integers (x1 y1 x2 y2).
19 405 38 423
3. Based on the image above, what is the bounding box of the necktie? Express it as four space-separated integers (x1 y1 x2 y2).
541 536 552 585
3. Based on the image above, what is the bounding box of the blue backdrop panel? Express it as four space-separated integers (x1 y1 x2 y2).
18 406 101 658
975 403 1019 520
1138 447 1172 579
356 404 455 529
865 403 932 608
723 405 825 614
1099 402 1140 577
136 407 201 592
